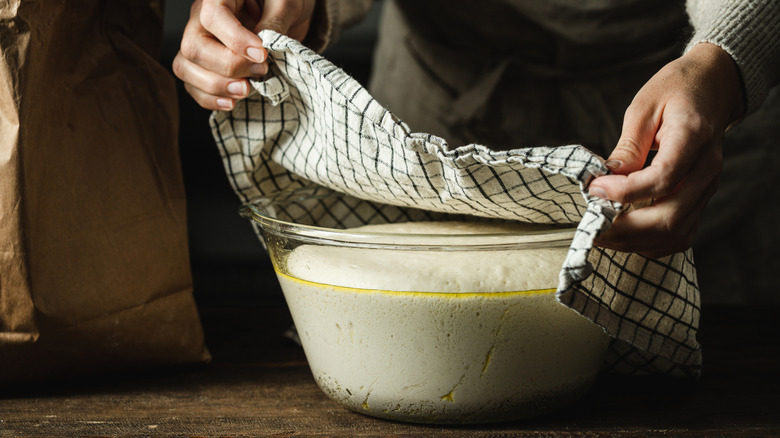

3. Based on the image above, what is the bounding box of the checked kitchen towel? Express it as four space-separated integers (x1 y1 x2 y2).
211 30 701 378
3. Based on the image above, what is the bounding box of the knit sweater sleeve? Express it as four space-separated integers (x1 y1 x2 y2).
303 0 375 53
686 0 780 114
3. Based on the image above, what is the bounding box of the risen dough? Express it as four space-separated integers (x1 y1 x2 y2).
277 221 609 424
287 221 571 293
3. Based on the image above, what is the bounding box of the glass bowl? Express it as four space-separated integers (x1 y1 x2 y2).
240 186 610 424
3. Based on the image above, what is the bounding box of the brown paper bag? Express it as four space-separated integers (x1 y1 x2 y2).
0 0 210 384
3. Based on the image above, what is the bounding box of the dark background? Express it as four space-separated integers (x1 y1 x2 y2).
160 2 384 307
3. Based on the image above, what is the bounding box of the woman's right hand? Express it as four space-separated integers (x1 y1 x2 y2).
172 0 316 111
588 43 745 258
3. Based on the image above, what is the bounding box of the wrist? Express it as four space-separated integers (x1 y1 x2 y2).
685 42 746 129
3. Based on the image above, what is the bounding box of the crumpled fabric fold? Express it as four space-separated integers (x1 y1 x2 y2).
211 30 701 377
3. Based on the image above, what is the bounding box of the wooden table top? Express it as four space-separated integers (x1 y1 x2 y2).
1 303 778 437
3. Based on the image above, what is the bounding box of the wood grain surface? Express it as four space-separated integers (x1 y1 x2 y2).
1 304 778 437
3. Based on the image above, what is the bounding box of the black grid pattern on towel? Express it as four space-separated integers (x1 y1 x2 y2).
211 30 701 378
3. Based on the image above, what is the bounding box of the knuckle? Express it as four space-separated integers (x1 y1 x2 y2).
190 0 203 16
199 100 219 112
652 169 678 194
184 79 222 105
262 16 289 33
676 110 718 143
179 37 200 62
221 56 246 78
183 83 206 107
685 112 705 132
200 74 229 96
623 99 645 120
618 136 643 156
689 113 715 139
172 55 185 79
203 81 224 97
198 1 218 29
659 217 693 252
609 186 632 203
614 136 647 166
194 94 219 111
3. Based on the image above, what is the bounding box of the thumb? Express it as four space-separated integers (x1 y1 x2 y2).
605 101 661 175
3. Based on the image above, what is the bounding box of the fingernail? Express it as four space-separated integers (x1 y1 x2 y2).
250 63 266 76
605 160 622 171
589 187 608 200
217 98 234 110
247 47 264 63
227 81 246 96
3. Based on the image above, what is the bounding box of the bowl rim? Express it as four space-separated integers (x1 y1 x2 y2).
240 186 578 251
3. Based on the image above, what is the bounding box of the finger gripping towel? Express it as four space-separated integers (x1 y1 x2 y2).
211 30 701 378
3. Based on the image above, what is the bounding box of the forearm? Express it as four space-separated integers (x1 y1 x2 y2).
686 0 780 114
304 0 375 52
